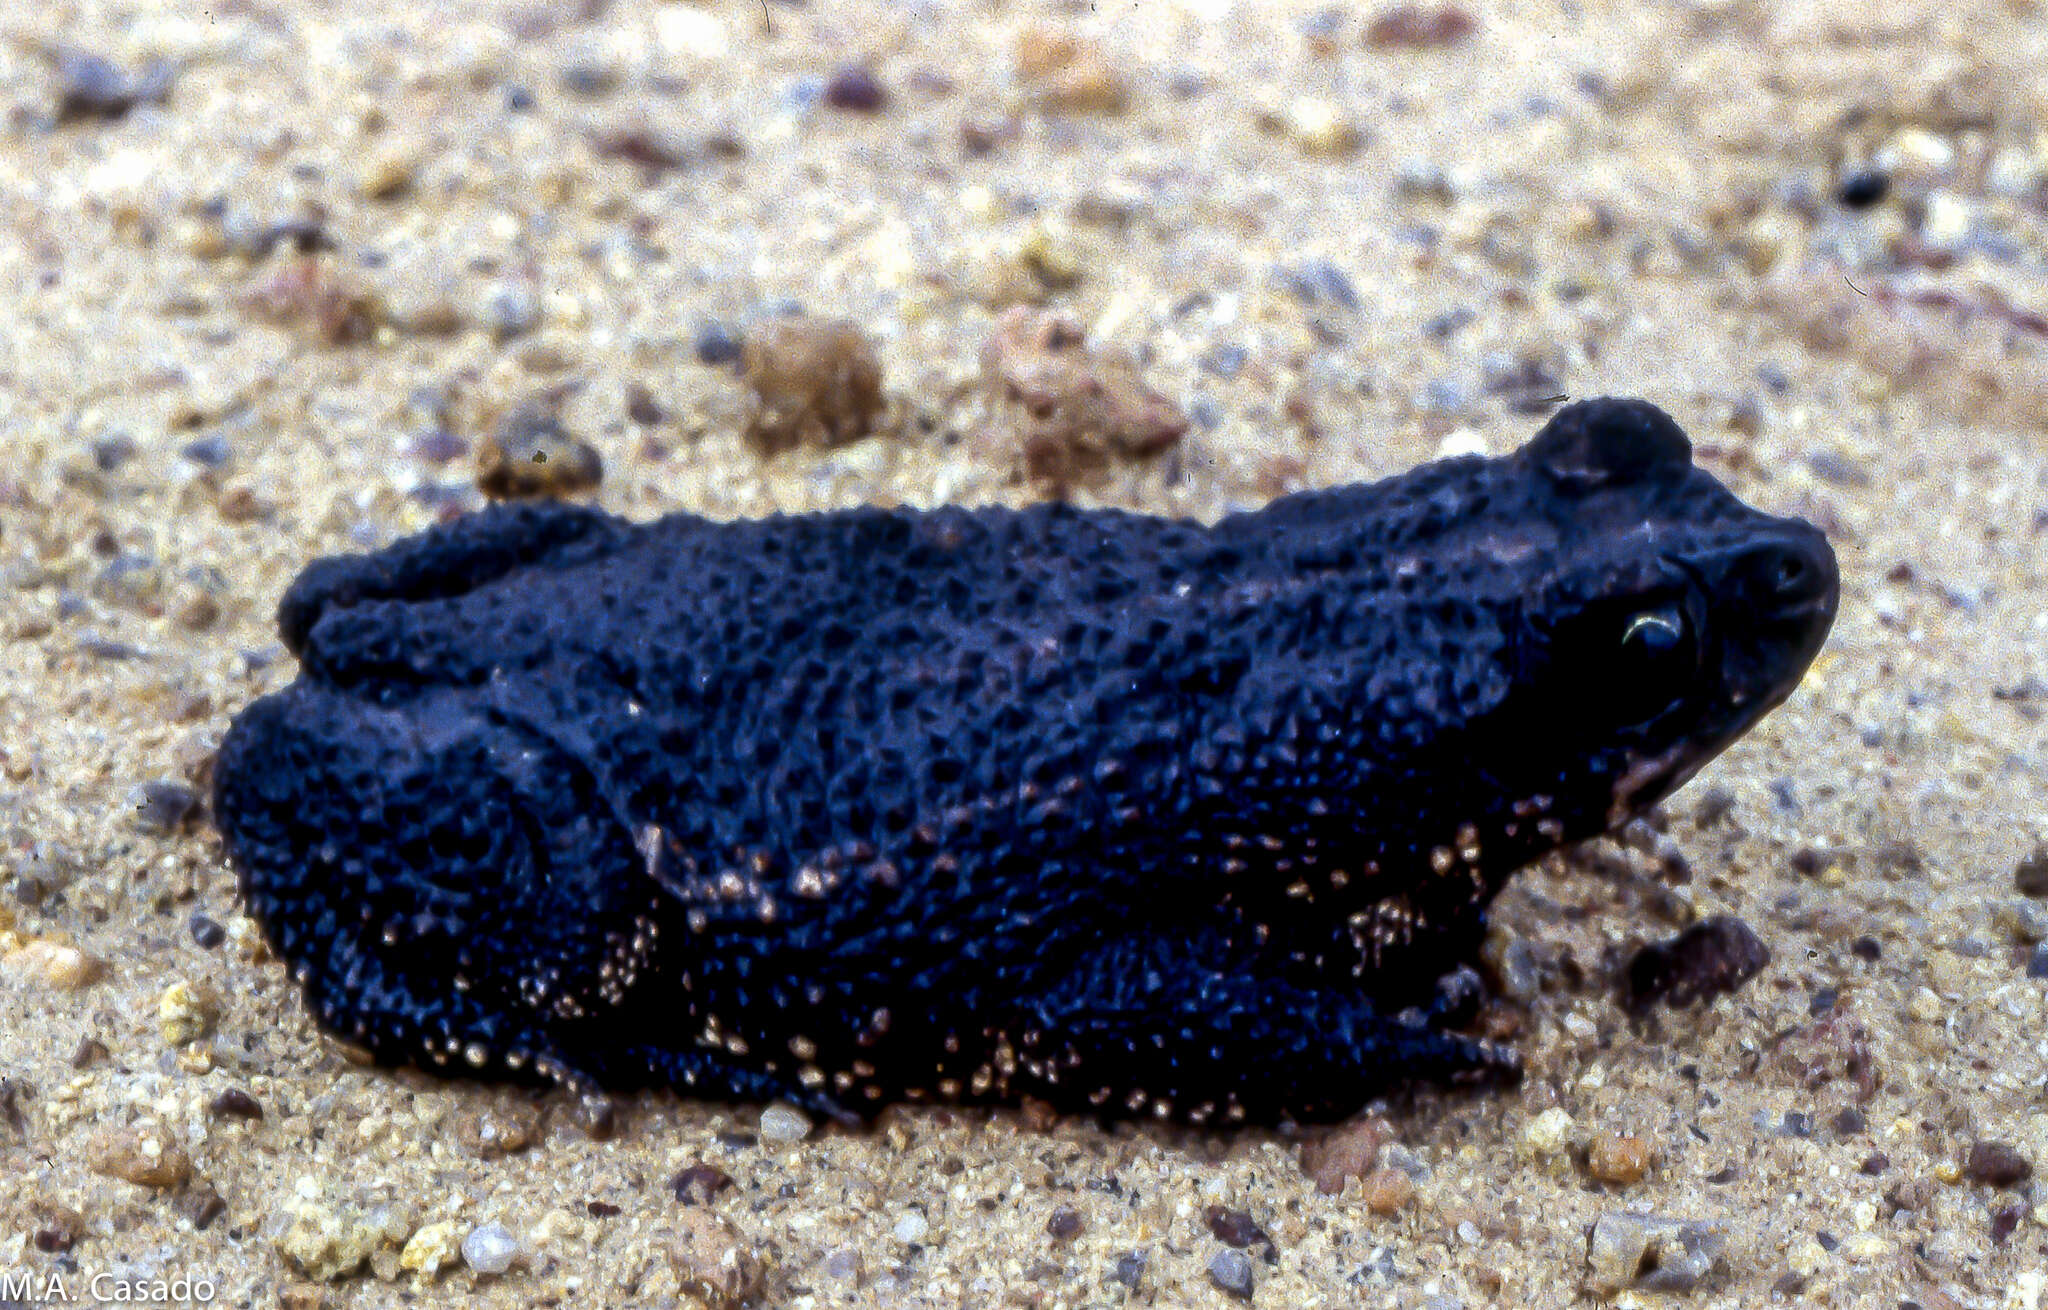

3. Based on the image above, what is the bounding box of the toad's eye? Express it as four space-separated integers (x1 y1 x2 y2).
1605 605 1697 723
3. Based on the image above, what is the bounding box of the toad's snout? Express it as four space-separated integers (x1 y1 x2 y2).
1734 528 1839 630
1699 524 1838 706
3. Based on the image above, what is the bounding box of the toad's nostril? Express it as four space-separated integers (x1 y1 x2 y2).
1773 553 1806 593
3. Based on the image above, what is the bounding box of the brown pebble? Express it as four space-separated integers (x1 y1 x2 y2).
1046 1204 1084 1242
87 1124 192 1190
593 126 692 173
1586 1133 1652 1185
1991 1202 2025 1246
975 306 1187 494
625 382 666 426
1202 1205 1277 1260
672 1163 735 1205
668 1207 767 1310
277 1283 326 1310
2016 844 2048 897
215 484 270 523
1013 28 1130 115
1884 1177 1935 1214
1359 1166 1416 1216
1964 1141 2033 1188
1015 28 1083 79
740 318 886 454
175 1178 228 1230
476 397 604 499
455 1098 544 1159
178 592 221 631
823 65 889 113
30 1200 84 1253
1017 1096 1060 1132
1365 3 1477 47
1299 1115 1393 1195
208 1088 264 1121
243 257 383 347
1623 914 1770 1013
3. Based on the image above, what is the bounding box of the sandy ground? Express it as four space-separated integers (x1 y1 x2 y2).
2 0 2047 1306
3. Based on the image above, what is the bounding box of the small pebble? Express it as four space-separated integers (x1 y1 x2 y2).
3 940 105 992
87 1123 192 1190
593 126 691 173
244 258 383 346
1964 1141 2032 1188
455 1099 544 1159
822 1247 862 1281
208 1088 264 1120
188 912 227 949
1014 30 1130 116
482 281 543 341
181 434 233 469
1207 1249 1255 1301
92 431 139 472
30 1202 83 1253
1585 1213 1727 1295
1359 1166 1416 1215
1586 1132 1652 1184
559 58 619 99
741 318 886 454
177 1178 228 1230
1281 96 1362 156
130 780 200 834
669 1208 766 1309
1110 1251 1146 1290
2028 941 2048 978
357 143 419 200
823 65 889 113
1046 1204 1084 1241
1364 3 1477 47
625 383 666 425
158 979 219 1046
1202 1205 1277 1260
976 306 1186 493
1521 1107 1575 1157
758 1102 812 1142
673 1163 735 1205
462 1221 521 1275
399 1221 464 1278
1624 915 1770 1012
475 398 603 500
695 321 744 367
1835 168 1891 209
1995 899 2048 943
1299 1115 1393 1194
893 1211 929 1244
2015 844 2048 897
54 47 172 121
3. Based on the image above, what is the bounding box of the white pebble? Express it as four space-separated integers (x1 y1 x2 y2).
758 1103 812 1142
461 1221 521 1275
893 1212 929 1244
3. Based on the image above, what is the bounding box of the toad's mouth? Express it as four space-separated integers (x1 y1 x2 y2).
1605 739 1717 828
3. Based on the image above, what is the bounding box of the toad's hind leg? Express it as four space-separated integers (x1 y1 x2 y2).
276 499 633 653
1004 933 1519 1125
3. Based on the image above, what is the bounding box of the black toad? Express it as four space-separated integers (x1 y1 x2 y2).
214 398 1838 1125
